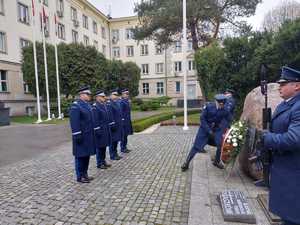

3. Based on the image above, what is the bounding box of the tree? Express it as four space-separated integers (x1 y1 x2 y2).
133 0 261 50
262 0 300 32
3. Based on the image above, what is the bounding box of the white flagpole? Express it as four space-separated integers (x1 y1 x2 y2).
54 13 62 119
41 8 51 121
182 0 189 130
31 0 42 123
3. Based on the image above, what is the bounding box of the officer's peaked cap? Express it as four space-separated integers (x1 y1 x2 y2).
215 94 227 103
95 90 106 97
121 88 129 94
78 86 91 95
277 66 300 83
110 88 119 96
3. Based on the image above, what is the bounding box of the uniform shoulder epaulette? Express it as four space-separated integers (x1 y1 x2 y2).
93 103 96 106
73 101 78 104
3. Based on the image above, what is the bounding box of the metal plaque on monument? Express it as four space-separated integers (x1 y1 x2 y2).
218 190 256 224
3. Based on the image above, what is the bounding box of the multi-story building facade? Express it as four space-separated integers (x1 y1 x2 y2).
0 0 202 116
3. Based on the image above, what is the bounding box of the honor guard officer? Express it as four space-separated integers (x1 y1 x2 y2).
181 94 231 171
69 86 96 183
107 89 123 160
261 66 300 225
120 88 133 153
224 89 236 125
93 90 112 169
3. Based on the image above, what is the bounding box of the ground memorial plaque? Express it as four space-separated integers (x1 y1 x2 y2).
218 190 256 224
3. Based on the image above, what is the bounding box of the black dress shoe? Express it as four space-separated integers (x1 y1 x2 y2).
84 176 94 181
213 161 224 169
181 163 189 172
115 155 122 160
98 165 107 169
104 162 112 167
77 177 90 183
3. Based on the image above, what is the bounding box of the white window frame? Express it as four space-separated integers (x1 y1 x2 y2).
0 31 7 54
83 35 89 46
142 83 149 95
72 30 78 43
188 60 195 71
93 21 98 34
112 29 119 43
101 26 106 39
141 64 149 75
0 0 5 15
0 70 8 92
175 81 181 93
112 47 120 58
126 46 134 57
174 41 182 53
56 0 64 15
155 45 163 55
71 7 77 21
141 44 148 56
20 38 31 49
155 63 164 74
82 14 88 29
93 40 98 50
57 23 65 40
23 81 30 93
174 61 182 72
18 2 30 25
188 40 193 51
125 28 134 40
156 82 164 95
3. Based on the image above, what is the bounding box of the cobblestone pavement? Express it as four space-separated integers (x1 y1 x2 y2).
0 126 196 225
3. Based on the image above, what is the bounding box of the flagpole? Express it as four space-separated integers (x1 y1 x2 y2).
54 13 62 119
182 0 189 130
41 8 51 121
31 0 42 123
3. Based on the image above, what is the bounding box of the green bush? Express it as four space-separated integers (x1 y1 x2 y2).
132 109 199 132
131 98 144 105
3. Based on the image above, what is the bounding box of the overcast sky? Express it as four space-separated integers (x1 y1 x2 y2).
88 0 300 30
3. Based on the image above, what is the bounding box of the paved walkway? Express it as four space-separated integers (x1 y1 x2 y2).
0 127 194 225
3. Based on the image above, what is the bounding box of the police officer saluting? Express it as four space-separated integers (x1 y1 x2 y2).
93 90 112 169
107 89 123 160
120 88 133 153
181 94 230 171
261 66 300 225
69 86 95 183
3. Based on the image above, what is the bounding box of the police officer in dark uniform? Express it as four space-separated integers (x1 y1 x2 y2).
69 86 95 183
181 94 231 171
224 89 236 125
119 88 133 153
261 66 300 225
107 89 123 160
93 90 112 169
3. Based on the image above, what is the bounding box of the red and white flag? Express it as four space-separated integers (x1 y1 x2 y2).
31 0 35 16
42 6 47 25
54 13 58 36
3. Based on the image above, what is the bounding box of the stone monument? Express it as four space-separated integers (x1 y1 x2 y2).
0 101 10 126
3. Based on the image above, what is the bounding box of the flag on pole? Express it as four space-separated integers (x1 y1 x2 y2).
31 0 35 16
42 6 47 24
54 13 58 37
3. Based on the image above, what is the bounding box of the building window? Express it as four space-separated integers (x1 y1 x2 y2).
93 21 98 34
112 47 120 58
157 82 164 95
112 29 119 43
20 38 31 49
141 44 148 56
155 45 163 55
40 14 50 37
101 26 106 39
82 14 88 29
174 41 182 53
126 46 134 57
93 40 98 50
71 7 77 21
188 41 193 51
0 0 5 15
83 35 89 46
142 83 149 95
18 2 30 24
0 31 7 54
58 23 65 40
23 82 30 93
0 70 8 92
125 28 134 39
56 0 64 16
174 61 182 72
176 81 181 93
141 64 149 75
155 63 164 74
102 45 106 56
72 30 78 43
188 60 195 71
40 0 48 6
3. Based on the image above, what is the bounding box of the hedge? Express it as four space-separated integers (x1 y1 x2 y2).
132 109 200 132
